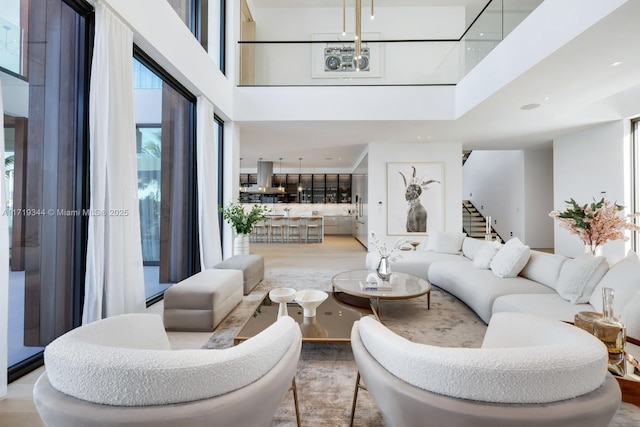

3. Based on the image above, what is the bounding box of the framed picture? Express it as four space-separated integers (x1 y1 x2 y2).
310 32 383 79
387 162 444 236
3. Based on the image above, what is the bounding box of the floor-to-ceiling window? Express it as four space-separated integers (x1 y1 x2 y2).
167 0 226 74
206 0 226 73
133 49 200 303
2 0 92 380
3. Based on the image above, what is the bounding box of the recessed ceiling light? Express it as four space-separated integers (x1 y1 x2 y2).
543 96 550 101
417 136 421 140
611 61 623 67
521 103 541 110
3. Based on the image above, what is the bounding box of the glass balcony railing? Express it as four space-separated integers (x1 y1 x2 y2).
239 0 542 87
0 15 23 76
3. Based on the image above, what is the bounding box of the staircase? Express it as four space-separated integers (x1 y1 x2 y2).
462 200 501 241
462 150 472 165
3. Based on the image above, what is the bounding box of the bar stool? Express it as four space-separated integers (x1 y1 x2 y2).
286 217 302 243
270 217 285 243
252 218 270 243
305 217 322 243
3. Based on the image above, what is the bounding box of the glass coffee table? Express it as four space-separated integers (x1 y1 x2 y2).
332 269 431 319
233 291 377 345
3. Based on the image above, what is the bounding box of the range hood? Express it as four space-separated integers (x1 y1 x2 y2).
257 160 273 189
243 160 287 194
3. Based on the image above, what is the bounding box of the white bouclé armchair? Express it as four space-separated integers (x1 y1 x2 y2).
33 313 301 427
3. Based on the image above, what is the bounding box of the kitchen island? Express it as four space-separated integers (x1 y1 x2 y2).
251 215 354 243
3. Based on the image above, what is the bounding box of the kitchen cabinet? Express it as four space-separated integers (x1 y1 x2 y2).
239 173 351 204
324 216 353 235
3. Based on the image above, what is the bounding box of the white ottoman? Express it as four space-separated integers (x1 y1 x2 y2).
163 269 243 331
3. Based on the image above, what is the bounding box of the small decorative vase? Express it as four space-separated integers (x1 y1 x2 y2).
376 256 391 281
233 234 250 256
583 243 603 256
593 287 626 376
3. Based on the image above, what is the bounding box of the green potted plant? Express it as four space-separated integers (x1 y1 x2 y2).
220 199 271 255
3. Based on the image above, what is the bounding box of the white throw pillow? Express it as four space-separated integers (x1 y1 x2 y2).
425 231 466 254
589 251 640 315
555 254 609 304
437 232 467 254
472 241 502 269
490 237 531 278
424 233 438 252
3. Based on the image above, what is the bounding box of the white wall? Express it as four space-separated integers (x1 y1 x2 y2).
462 148 554 248
367 142 462 249
234 85 456 122
553 120 630 262
523 146 554 248
463 150 525 242
249 6 464 85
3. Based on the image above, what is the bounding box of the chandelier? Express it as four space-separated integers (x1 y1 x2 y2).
343 0 374 71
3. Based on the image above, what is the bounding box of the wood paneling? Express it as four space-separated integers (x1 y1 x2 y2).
10 118 27 271
23 0 80 346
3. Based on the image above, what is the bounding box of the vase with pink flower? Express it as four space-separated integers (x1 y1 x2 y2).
549 198 640 255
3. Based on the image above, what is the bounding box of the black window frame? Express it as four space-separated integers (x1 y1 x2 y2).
133 45 201 305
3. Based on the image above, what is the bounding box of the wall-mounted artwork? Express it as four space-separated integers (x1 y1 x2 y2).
387 162 444 236
311 32 382 79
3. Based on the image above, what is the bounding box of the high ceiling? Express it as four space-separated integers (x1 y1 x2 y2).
239 1 640 169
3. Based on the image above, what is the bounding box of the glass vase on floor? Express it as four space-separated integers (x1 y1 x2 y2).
593 287 626 376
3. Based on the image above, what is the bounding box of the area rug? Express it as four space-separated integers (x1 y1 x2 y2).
203 268 640 427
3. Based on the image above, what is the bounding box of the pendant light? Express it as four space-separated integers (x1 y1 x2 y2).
297 158 303 193
239 157 246 192
278 157 285 192
343 0 375 70
342 0 346 35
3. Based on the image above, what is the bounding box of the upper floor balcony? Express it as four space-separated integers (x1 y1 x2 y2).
238 0 543 87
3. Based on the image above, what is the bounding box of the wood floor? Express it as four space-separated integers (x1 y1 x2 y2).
0 236 368 426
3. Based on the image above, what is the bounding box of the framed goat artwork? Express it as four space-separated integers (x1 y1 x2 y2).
387 162 444 236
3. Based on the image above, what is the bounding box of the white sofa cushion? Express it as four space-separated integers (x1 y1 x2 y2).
589 251 640 316
492 293 595 323
555 254 609 304
425 231 466 254
472 241 502 269
490 237 531 278
461 236 487 260
429 260 556 323
357 313 608 404
44 314 300 406
518 250 568 290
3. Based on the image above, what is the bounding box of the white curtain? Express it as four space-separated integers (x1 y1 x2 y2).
197 96 223 268
0 81 9 398
83 2 145 324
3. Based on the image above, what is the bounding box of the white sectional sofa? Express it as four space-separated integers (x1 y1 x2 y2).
366 234 640 339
